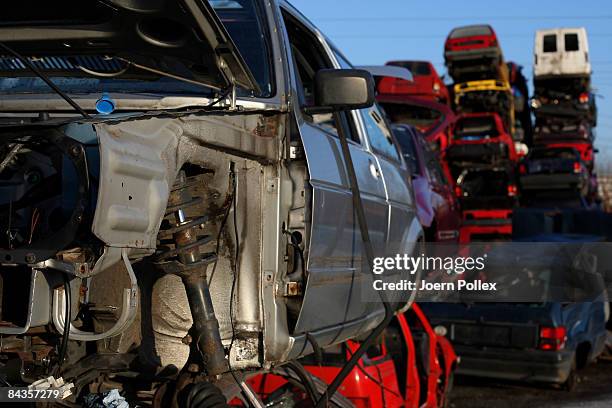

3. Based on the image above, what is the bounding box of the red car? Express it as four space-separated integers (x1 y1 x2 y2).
444 24 507 81
377 93 456 151
446 112 518 165
378 61 450 104
454 166 518 243
243 304 457 408
392 124 461 242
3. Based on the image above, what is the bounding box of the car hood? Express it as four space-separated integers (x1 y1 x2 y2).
0 0 259 93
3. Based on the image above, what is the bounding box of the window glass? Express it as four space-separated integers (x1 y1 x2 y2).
209 0 274 96
565 33 579 51
281 10 359 142
392 126 420 175
450 25 492 38
380 102 443 133
387 61 431 76
543 34 557 53
361 105 401 161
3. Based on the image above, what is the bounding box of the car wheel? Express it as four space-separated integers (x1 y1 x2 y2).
563 358 577 392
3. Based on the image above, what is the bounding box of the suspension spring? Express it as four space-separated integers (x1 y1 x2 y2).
155 171 228 377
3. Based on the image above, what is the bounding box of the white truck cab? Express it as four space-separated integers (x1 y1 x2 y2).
534 28 591 78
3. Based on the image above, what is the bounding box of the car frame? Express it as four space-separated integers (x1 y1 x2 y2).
444 24 508 81
376 93 457 151
446 112 518 165
0 0 423 403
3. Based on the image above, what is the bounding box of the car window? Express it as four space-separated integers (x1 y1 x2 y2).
565 33 579 51
360 105 402 162
543 34 557 53
209 0 274 96
380 102 443 133
392 126 420 175
428 157 449 186
450 25 492 38
387 61 431 76
281 10 358 141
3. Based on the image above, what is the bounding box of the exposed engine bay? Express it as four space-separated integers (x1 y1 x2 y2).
0 110 309 404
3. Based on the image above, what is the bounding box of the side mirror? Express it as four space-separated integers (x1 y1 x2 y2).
307 69 375 114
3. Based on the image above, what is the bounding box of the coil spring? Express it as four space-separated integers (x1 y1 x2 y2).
156 171 216 266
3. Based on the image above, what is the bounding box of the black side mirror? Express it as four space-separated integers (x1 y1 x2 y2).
306 69 375 114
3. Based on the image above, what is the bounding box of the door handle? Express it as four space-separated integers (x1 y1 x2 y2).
369 160 380 179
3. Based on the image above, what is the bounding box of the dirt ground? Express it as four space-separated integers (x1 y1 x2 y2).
450 357 612 408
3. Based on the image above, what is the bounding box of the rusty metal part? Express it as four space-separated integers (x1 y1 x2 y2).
156 171 227 377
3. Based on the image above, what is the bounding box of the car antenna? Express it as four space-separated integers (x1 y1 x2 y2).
0 42 90 119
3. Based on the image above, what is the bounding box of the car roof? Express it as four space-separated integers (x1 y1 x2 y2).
449 24 494 38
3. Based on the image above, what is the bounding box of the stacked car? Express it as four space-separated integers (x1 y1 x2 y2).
522 28 599 206
444 25 519 242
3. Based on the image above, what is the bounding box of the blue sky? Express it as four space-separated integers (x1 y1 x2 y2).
290 0 612 166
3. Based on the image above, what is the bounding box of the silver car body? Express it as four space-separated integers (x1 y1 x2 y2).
0 0 421 378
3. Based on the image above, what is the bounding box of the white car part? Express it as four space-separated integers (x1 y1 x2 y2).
52 248 138 341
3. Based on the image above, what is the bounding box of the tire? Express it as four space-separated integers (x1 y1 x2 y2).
562 358 577 392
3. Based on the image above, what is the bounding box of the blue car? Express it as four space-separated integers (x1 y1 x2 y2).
422 300 607 390
422 228 609 390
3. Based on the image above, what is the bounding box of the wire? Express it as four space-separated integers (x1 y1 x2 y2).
283 361 319 405
345 347 404 399
54 274 71 376
313 15 612 22
0 42 90 119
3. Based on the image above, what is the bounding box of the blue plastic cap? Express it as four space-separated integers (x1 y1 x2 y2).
95 93 116 115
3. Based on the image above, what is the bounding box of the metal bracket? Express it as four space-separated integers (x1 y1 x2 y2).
51 248 138 341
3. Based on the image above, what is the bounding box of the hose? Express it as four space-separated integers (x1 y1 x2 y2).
54 274 71 376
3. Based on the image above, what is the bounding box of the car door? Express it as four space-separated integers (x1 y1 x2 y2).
353 104 420 317
355 103 416 253
280 7 389 344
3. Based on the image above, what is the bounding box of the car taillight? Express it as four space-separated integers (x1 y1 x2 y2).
507 184 518 197
573 162 582 173
519 164 527 174
579 92 589 104
455 186 462 197
539 326 566 351
433 82 441 92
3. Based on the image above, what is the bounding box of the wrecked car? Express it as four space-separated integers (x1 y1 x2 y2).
0 0 422 405
378 60 450 105
446 112 518 166
392 124 461 243
444 24 508 82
